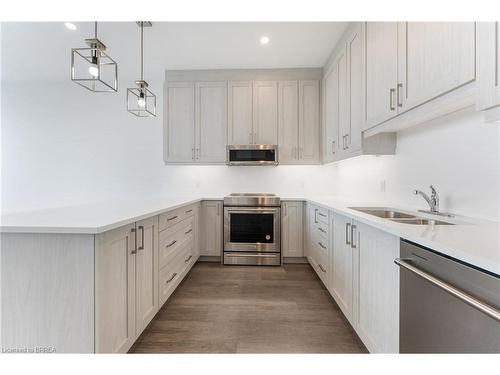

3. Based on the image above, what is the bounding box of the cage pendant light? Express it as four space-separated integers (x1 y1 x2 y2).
127 22 156 117
71 22 118 92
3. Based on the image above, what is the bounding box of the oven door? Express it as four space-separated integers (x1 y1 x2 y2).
224 207 280 253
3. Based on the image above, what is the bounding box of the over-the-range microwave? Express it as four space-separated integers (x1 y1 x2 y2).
226 145 278 166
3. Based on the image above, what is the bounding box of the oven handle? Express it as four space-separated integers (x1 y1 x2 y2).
226 253 279 258
225 207 280 213
394 258 500 322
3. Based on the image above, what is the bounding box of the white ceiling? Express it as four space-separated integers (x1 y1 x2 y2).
1 22 348 82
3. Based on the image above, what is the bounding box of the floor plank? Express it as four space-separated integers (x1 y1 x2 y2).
130 262 367 354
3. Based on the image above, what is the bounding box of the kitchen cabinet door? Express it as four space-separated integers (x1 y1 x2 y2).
278 80 299 163
336 47 349 154
95 224 136 353
322 60 339 163
228 81 253 145
331 213 354 324
400 22 476 112
476 22 500 111
195 82 227 163
201 201 223 257
365 22 399 129
346 23 364 153
134 216 159 338
253 81 278 145
298 80 320 163
281 201 303 258
355 221 399 353
165 82 195 162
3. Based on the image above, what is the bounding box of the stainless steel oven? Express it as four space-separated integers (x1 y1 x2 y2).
223 193 281 266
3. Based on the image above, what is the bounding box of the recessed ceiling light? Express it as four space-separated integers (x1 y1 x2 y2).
260 36 270 45
64 22 77 31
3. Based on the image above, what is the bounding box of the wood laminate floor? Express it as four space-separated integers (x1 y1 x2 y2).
130 262 367 353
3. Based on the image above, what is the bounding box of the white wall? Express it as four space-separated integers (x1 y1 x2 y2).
2 81 499 221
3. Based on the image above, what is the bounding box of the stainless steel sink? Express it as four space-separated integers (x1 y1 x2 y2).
389 218 455 225
349 207 417 219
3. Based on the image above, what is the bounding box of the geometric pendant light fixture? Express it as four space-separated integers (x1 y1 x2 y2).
127 21 156 117
71 21 118 92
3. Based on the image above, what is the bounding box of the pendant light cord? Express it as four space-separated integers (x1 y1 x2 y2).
140 22 144 81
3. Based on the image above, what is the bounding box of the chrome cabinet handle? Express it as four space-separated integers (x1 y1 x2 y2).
318 212 327 218
165 273 177 284
389 88 396 111
167 215 178 221
394 258 500 322
318 227 326 233
345 222 351 245
318 264 326 273
397 83 403 107
318 242 326 249
166 240 177 248
332 140 336 154
314 208 318 224
138 225 144 250
345 134 349 149
191 148 195 160
185 209 193 214
185 255 193 263
350 224 356 249
130 228 137 254
185 228 193 235
196 148 200 159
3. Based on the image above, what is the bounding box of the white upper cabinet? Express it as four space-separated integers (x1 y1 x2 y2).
365 22 399 128
228 81 254 144
337 47 349 153
253 81 278 144
298 80 320 163
195 82 227 162
279 79 321 164
278 80 299 163
400 22 476 112
476 22 500 111
322 60 339 163
347 24 364 153
165 82 195 162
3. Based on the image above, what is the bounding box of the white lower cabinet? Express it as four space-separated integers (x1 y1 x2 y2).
306 207 400 353
281 201 303 258
354 221 399 353
95 216 159 353
200 200 223 256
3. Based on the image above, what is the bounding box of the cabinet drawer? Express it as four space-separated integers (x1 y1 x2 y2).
159 204 197 232
159 242 194 306
315 207 329 224
159 217 194 269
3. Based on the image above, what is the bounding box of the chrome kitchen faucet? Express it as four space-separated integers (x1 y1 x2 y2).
414 185 454 217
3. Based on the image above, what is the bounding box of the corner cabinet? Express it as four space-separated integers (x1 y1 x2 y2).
476 22 500 111
323 22 396 164
165 81 227 164
95 216 159 353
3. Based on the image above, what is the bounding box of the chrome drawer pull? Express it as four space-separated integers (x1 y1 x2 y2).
185 255 193 263
185 209 193 214
318 227 326 233
165 240 177 248
318 242 326 249
167 215 178 221
185 228 193 235
318 212 327 217
350 224 357 249
345 223 351 245
165 273 177 284
394 258 500 322
318 264 326 273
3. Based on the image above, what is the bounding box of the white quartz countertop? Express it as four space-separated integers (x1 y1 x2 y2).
2 195 499 275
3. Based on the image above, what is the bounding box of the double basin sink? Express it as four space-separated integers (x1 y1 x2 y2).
349 207 455 225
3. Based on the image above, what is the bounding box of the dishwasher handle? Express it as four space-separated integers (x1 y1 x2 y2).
394 258 500 323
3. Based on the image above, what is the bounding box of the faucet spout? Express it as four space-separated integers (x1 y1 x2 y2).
414 189 434 210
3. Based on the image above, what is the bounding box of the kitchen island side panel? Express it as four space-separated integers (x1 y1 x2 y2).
1 233 95 353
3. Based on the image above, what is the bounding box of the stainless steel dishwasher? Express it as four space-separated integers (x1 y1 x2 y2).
396 239 500 353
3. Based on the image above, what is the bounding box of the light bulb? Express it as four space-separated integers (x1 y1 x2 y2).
138 97 146 108
260 36 270 45
88 64 99 78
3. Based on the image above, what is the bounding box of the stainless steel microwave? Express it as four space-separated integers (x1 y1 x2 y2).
226 145 278 166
